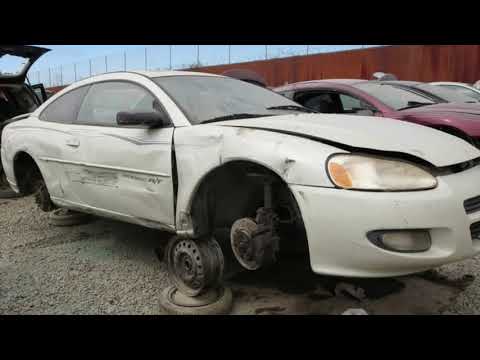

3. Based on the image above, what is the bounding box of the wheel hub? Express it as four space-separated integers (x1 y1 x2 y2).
231 210 280 271
173 241 205 292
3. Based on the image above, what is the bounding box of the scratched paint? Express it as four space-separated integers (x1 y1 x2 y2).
68 169 119 188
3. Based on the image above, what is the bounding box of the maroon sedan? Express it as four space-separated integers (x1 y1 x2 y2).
275 79 480 147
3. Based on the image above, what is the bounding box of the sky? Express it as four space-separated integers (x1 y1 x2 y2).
1 45 374 86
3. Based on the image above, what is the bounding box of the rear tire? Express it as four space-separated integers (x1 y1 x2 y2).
34 179 57 212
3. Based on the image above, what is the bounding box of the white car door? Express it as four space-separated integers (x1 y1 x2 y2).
33 85 92 201
62 80 176 229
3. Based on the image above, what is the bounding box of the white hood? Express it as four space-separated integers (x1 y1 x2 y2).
214 113 480 167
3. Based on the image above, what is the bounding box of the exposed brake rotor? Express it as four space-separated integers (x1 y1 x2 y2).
230 208 280 271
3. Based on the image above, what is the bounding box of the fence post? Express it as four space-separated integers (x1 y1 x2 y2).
265 45 268 60
74 63 77 82
169 45 172 70
228 45 231 64
144 47 148 70
306 45 309 55
48 68 51 87
89 59 92 77
60 65 63 85
197 45 200 66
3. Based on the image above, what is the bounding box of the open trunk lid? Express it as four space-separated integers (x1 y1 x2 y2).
0 45 50 85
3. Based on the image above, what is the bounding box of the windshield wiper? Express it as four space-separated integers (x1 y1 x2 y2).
397 101 433 111
201 113 272 124
266 105 316 113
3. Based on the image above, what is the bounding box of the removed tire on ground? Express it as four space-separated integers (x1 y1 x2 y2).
160 285 233 315
48 208 92 227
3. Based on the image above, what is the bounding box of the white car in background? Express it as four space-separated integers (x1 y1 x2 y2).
3 71 480 297
430 82 480 102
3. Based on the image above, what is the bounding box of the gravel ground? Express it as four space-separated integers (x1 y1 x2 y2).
0 196 171 314
1 195 480 315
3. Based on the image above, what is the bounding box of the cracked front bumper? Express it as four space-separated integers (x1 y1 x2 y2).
290 164 480 277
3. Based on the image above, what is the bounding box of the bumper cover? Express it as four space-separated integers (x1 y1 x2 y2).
290 165 480 277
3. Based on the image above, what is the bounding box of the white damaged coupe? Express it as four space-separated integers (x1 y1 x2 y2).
3 71 480 296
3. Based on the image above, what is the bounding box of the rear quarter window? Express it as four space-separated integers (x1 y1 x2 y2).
40 86 90 123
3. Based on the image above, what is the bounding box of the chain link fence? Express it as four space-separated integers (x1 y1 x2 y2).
28 45 382 87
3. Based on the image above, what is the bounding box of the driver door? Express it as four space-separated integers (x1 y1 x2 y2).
64 80 175 228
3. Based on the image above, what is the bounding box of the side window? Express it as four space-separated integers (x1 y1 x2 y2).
339 93 375 115
339 94 362 111
40 86 90 123
279 90 295 100
296 92 342 113
77 81 164 126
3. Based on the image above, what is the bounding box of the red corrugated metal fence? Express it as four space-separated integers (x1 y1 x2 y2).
47 45 480 92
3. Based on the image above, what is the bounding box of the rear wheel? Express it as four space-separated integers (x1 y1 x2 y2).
33 177 56 212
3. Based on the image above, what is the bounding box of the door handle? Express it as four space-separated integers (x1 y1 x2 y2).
66 138 80 147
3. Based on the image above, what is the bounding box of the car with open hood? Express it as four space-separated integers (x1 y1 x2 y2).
0 45 50 198
275 79 480 147
3 71 480 298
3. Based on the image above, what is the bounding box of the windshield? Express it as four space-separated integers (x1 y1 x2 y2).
353 82 436 110
153 75 305 124
415 83 478 103
440 85 480 102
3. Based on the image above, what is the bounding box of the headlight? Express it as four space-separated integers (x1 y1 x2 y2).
327 154 437 191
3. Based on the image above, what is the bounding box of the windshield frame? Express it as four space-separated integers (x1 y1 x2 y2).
152 75 305 125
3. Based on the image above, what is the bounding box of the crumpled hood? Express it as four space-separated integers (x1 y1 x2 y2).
214 113 480 167
402 103 480 117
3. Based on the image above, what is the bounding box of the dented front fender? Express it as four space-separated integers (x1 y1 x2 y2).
173 124 343 229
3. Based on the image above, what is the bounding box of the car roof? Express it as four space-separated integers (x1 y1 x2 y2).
274 79 368 92
298 79 367 86
430 81 470 86
369 80 422 86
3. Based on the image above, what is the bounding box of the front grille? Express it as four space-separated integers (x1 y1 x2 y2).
470 222 480 240
464 195 480 214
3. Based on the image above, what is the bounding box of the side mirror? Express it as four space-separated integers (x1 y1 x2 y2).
116 111 167 128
